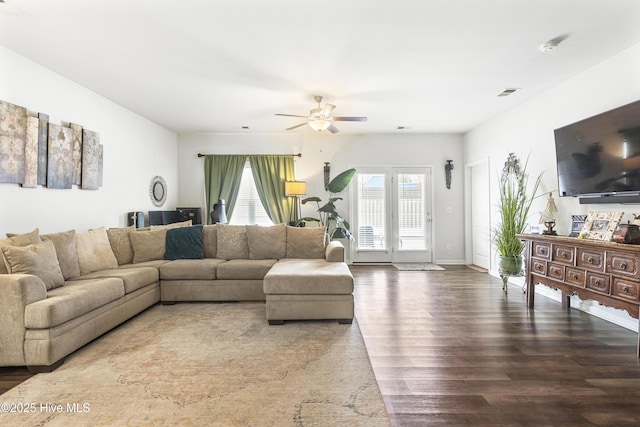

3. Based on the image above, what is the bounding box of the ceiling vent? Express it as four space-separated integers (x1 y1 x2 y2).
498 88 519 97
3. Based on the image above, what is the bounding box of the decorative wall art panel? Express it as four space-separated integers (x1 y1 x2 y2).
47 124 74 189
99 144 103 187
81 129 100 190
70 122 83 186
22 116 39 188
0 100 27 184
37 113 48 185
0 99 104 190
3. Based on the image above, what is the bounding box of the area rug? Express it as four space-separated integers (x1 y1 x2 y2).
393 263 445 271
0 303 389 427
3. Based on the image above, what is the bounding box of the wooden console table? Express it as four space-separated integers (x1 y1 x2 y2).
519 234 640 357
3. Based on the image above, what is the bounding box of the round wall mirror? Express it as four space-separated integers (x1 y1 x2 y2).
150 176 167 207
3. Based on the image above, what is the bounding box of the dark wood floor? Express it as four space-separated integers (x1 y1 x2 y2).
352 264 640 426
3 265 640 426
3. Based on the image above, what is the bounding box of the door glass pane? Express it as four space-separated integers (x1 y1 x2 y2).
356 173 386 250
397 173 426 250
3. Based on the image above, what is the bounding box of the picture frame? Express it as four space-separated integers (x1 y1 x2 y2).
569 215 587 237
580 211 624 241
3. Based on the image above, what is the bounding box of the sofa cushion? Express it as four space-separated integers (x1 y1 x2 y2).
76 227 119 274
1 228 41 275
24 277 125 329
1 240 65 290
264 259 353 294
246 224 286 260
216 225 248 260
286 226 326 259
129 229 166 263
107 227 135 265
164 225 204 260
72 266 159 294
159 258 226 280
216 259 277 280
203 225 217 258
41 230 81 280
6 228 41 245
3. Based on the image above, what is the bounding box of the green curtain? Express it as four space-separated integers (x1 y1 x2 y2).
249 155 296 224
204 155 247 223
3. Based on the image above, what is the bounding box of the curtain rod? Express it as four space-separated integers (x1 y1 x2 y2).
197 153 301 158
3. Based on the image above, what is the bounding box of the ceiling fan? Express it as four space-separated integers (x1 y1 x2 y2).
275 95 367 134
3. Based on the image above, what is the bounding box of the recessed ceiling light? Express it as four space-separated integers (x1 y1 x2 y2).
539 35 568 53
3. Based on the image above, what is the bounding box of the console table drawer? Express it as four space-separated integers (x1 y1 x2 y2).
553 245 575 265
532 242 551 260
576 248 604 272
586 272 610 294
566 267 585 287
548 263 564 281
532 259 546 275
612 278 640 302
607 252 639 278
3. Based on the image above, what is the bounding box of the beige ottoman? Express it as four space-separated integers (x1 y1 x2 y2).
263 259 354 324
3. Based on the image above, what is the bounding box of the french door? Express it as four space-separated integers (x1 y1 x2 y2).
351 167 433 263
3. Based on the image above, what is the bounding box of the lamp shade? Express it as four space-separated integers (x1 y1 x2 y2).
285 181 307 196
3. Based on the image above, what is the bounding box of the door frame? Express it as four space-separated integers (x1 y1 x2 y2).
464 157 491 267
349 166 435 264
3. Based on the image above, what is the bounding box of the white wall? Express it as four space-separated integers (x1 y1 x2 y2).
178 132 465 263
464 42 640 331
0 46 178 235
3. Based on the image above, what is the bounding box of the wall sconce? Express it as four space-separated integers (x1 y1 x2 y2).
445 160 454 189
285 181 307 225
324 162 330 190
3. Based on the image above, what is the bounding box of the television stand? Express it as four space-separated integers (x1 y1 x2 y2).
519 234 640 357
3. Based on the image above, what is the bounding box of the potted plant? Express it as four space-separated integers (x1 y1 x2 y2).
299 168 356 240
493 153 543 275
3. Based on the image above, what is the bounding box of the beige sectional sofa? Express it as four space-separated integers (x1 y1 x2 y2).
0 223 353 372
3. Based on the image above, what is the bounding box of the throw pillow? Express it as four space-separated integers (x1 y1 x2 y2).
107 227 135 265
216 224 248 260
286 226 326 259
76 227 119 275
129 229 167 263
164 225 204 260
1 240 65 290
41 230 81 280
203 225 217 258
150 220 192 231
6 228 41 245
246 224 286 259
1 229 42 275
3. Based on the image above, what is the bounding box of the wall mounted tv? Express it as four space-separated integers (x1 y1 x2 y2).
555 99 640 204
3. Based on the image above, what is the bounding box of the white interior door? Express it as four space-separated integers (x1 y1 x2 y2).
351 167 432 263
470 161 490 269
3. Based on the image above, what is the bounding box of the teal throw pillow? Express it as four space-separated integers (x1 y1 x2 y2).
164 225 204 260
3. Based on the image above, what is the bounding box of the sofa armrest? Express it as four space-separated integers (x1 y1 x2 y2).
325 241 345 262
0 274 47 366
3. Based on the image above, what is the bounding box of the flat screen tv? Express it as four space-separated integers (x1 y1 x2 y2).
555 99 640 203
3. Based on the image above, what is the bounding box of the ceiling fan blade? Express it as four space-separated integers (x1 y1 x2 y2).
327 124 340 134
276 113 308 118
321 103 336 116
332 116 367 122
286 123 308 131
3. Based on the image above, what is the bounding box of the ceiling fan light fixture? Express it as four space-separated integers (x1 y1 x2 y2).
309 119 331 132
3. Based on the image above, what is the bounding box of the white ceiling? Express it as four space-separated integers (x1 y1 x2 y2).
1 0 640 135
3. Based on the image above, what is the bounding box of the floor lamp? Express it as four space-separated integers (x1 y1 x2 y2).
285 181 306 226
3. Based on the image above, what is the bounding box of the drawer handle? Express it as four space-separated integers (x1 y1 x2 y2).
562 253 567 259
573 273 579 280
587 257 594 264
620 262 628 270
595 279 601 286
623 286 630 293
540 249 546 255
